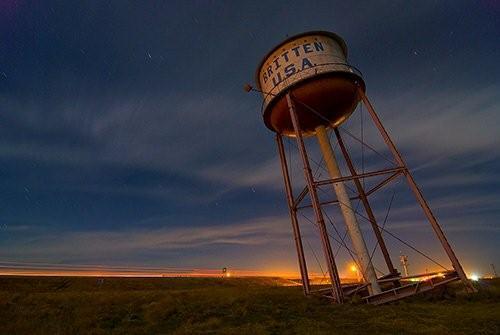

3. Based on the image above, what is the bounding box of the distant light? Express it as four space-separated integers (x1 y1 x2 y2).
226 272 231 278
470 273 479 281
350 265 357 272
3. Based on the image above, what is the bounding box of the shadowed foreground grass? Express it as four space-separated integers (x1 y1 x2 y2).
0 276 498 334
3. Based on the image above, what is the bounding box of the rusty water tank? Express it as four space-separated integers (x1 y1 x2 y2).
256 31 365 136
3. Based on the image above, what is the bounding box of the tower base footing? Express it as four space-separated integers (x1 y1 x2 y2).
311 270 460 305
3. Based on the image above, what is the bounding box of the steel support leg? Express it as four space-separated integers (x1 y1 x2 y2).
334 128 398 276
286 93 344 303
358 87 475 293
276 133 311 295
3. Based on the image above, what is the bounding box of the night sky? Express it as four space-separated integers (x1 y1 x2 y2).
0 1 498 277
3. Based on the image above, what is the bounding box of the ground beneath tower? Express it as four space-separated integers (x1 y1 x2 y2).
0 276 498 334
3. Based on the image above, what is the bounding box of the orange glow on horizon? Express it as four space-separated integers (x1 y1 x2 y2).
0 263 477 282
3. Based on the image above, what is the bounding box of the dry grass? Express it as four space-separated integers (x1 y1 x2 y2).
0 276 498 334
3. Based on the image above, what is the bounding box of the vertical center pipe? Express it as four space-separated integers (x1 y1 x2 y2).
334 128 398 276
315 125 381 295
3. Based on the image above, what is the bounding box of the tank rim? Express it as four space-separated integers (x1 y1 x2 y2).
262 71 366 134
255 31 349 90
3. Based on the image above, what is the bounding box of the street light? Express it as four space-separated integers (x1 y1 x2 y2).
350 264 361 283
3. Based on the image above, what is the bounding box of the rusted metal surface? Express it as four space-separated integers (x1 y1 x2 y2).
314 167 405 187
358 87 475 293
286 92 344 303
334 128 398 276
293 186 309 208
256 31 365 136
276 134 310 295
296 195 360 210
365 271 460 305
364 171 402 197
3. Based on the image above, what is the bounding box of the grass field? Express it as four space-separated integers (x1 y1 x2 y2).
0 276 498 334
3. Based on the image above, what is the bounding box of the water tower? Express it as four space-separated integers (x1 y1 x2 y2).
248 31 474 304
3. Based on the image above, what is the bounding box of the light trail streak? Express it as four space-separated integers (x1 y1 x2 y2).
0 261 304 278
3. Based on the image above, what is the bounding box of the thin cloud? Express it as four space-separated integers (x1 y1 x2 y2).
1 216 293 259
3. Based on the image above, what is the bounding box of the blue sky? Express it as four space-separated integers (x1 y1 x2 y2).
0 1 498 277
